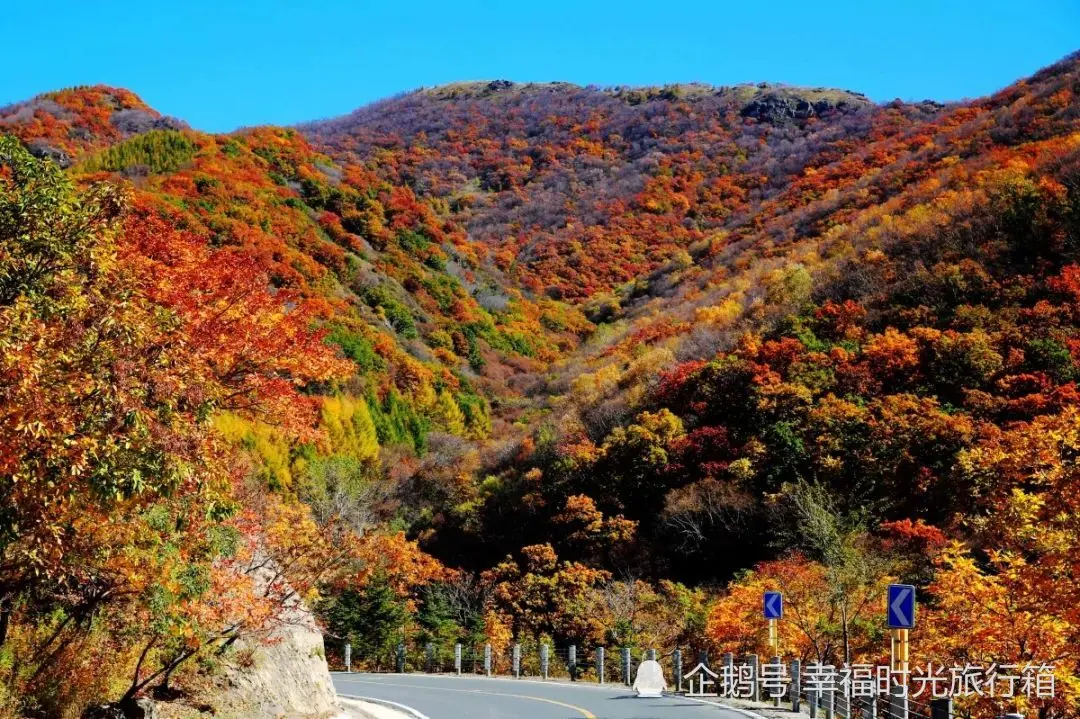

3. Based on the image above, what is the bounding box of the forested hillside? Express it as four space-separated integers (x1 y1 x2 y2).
302 80 888 299
2 50 1080 718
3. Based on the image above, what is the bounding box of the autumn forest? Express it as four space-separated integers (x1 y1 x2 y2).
3 49 1080 718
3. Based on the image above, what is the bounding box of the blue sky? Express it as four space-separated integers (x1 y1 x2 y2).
2 0 1077 132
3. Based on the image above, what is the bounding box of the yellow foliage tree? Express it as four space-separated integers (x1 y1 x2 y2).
322 394 380 462
214 412 297 489
695 295 744 328
432 388 466 435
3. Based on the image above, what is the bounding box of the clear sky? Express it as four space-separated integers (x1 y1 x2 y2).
2 0 1077 132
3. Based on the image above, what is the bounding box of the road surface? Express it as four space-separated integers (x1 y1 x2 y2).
333 672 747 719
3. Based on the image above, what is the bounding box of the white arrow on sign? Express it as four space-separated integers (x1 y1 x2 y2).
890 586 912 626
766 594 781 616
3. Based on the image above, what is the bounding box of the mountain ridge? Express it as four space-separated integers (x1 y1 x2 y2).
0 77 890 156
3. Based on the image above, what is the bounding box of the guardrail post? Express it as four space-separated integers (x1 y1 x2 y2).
512 643 521 678
344 643 351 673
888 683 907 719
745 654 759 702
673 649 682 692
791 659 801 712
484 643 492 676
396 643 405 673
770 655 782 707
454 643 462 675
568 644 577 681
723 653 733 696
622 647 631 686
540 643 549 679
930 698 952 719
825 675 835 719
425 642 435 673
597 647 605 684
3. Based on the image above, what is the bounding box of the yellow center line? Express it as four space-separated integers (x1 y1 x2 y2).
338 677 597 718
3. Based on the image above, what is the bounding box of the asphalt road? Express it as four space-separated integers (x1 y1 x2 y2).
333 672 746 719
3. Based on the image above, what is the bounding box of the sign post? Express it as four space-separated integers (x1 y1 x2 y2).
891 629 910 672
886 584 915 673
887 583 915 719
763 591 783 654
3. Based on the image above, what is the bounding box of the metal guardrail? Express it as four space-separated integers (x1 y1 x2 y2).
331 642 987 719
332 640 668 685
796 671 972 719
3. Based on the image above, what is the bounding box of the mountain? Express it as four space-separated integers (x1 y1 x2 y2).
300 80 888 300
3 51 1080 717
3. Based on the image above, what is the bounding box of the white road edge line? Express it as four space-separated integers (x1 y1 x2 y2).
339 693 432 719
677 694 773 719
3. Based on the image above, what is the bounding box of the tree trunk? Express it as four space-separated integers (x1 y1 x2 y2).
122 638 156 703
0 596 10 647
161 660 181 692
840 602 850 665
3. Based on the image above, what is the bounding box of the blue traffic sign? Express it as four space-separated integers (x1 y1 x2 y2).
763 591 783 619
887 584 916 629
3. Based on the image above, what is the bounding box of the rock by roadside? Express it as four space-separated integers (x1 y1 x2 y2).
183 555 339 717
146 554 340 719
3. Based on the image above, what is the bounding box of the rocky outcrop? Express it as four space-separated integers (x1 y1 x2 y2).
203 556 339 718
212 609 338 718
110 109 188 135
741 89 870 124
26 139 72 168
